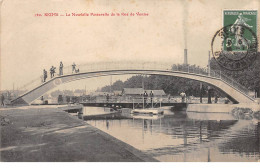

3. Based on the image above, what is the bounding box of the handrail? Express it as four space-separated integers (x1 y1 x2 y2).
14 62 253 100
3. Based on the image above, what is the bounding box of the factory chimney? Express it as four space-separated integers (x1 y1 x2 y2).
184 49 188 65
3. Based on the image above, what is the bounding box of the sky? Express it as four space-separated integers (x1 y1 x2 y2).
1 0 259 92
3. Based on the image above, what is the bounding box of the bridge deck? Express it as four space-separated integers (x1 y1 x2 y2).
12 62 256 105
81 102 188 110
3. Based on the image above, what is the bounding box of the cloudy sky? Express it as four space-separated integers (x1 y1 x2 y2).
1 0 259 91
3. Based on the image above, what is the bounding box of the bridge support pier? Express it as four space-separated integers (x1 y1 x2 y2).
208 86 212 104
200 82 203 103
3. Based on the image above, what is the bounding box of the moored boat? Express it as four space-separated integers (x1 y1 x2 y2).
131 108 164 115
131 113 164 120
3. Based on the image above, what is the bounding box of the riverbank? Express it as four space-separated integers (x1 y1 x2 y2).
187 103 260 113
0 106 157 162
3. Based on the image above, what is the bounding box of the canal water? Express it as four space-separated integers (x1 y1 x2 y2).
81 107 260 162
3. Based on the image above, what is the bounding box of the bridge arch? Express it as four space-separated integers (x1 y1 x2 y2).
11 62 255 105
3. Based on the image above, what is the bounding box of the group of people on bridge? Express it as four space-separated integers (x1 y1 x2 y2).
42 62 80 83
143 91 154 104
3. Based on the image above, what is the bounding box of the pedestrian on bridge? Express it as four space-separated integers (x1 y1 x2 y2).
75 68 80 73
50 66 56 78
72 62 76 73
143 91 148 104
106 94 109 103
150 91 154 105
43 69 47 82
50 67 52 78
180 92 186 103
59 61 63 76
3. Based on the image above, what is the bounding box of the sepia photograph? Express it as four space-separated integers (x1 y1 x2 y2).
0 0 259 165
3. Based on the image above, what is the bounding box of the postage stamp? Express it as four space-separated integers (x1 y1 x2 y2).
211 10 258 71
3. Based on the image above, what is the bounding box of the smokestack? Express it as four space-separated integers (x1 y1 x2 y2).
184 49 188 65
208 50 211 74
182 1 189 65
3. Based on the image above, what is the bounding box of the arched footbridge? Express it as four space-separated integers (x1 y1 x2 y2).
11 61 256 105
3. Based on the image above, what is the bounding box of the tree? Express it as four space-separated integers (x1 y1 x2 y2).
101 85 111 92
112 80 124 91
124 75 144 88
99 65 213 97
210 52 260 97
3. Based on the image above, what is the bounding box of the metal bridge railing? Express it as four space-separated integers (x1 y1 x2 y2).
14 62 252 99
16 76 44 96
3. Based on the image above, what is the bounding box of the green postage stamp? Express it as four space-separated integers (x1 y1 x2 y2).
211 10 258 71
223 10 257 52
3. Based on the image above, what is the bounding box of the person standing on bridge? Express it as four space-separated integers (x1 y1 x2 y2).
180 92 186 103
53 66 56 77
59 61 63 76
50 67 53 78
106 93 110 103
143 91 148 105
43 69 47 82
72 62 76 73
50 66 56 78
150 91 154 105
168 95 171 103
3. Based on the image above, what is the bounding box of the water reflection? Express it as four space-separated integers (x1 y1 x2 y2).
83 107 259 162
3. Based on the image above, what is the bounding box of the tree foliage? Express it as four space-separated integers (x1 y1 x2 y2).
101 53 260 98
100 66 211 97
210 52 260 93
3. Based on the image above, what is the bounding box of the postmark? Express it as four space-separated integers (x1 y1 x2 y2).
211 10 258 71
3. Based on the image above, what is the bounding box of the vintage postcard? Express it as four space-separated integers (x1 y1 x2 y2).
0 0 260 163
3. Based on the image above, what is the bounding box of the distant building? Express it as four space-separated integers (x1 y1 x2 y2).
90 92 113 96
122 88 144 96
113 90 122 96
